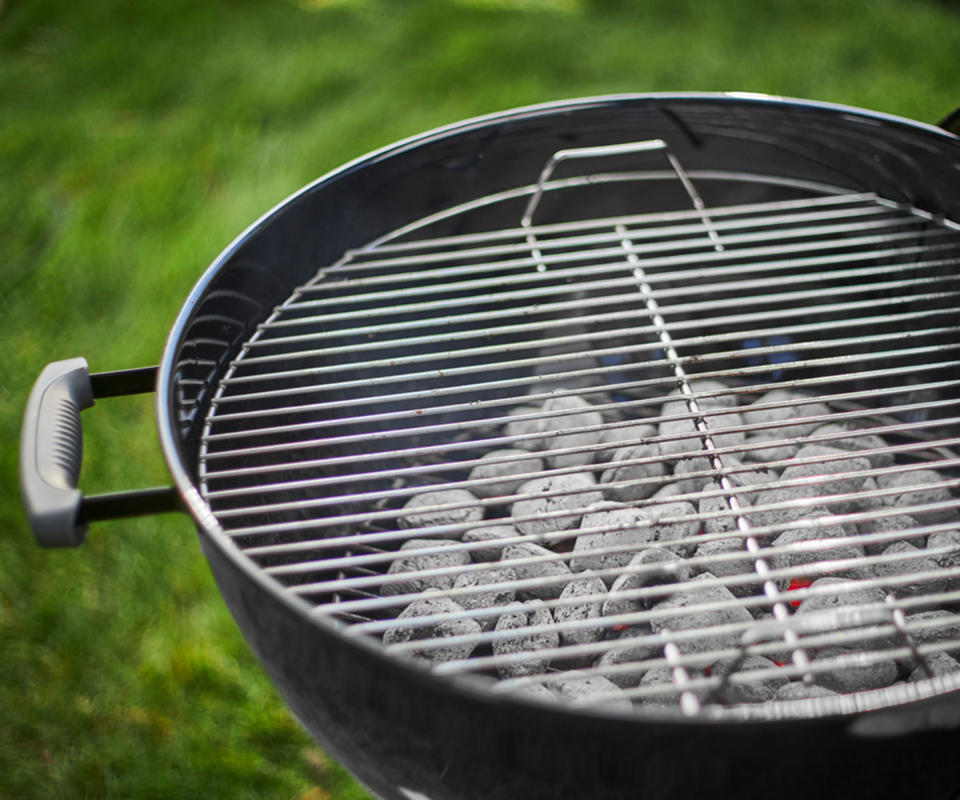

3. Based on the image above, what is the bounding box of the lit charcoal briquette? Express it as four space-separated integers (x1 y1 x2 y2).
926 529 960 590
636 666 691 709
503 405 546 451
509 682 558 702
501 541 573 600
599 443 667 502
870 541 948 598
552 671 633 711
741 388 831 437
906 610 960 654
682 379 739 409
699 481 751 537
908 652 960 681
648 572 754 654
878 469 959 523
554 571 608 646
810 645 898 693
853 477 887 514
602 548 694 618
711 655 789 704
510 472 603 538
741 432 800 464
748 486 821 530
671 455 715 495
794 577 896 652
857 514 922 556
658 399 746 458
650 482 686 501
570 505 657 573
467 449 546 499
595 634 662 688
538 395 605 469
461 523 521 562
794 577 887 617
492 599 560 679
807 423 895 469
399 488 484 537
646 500 699 557
778 445 871 513
674 457 773 498
451 566 518 631
596 422 657 461
693 536 758 598
774 682 839 701
381 539 472 597
382 594 483 664
767 512 866 583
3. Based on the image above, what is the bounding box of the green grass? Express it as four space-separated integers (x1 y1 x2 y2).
1 0 959 797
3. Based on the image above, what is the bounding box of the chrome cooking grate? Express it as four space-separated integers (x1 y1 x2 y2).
198 141 960 717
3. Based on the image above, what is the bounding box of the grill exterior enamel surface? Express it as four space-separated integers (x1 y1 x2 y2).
154 95 960 799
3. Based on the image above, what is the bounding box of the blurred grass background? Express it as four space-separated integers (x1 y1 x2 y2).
1 0 959 797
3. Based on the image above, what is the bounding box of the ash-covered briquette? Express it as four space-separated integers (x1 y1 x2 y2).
595 635 663 688
672 455 775 496
375 374 960 708
807 423 895 468
538 395 605 469
598 443 666 501
503 405 546 450
877 469 958 523
908 651 960 681
510 472 604 537
553 571 607 646
871 542 948 598
857 513 923 556
906 610 960 653
778 445 872 513
648 572 754 654
461 523 521 562
382 539 472 597
382 594 482 663
712 655 789 704
596 422 657 460
774 682 839 701
399 488 484 535
502 395 606 467
658 400 745 458
742 388 832 437
500 541 573 600
636 665 692 708
571 504 657 573
467 449 546 498
492 599 560 679
926 530 960 590
794 578 898 653
551 670 633 711
741 432 800 464
602 548 695 618
452 566 518 631
810 645 899 693
693 536 758 598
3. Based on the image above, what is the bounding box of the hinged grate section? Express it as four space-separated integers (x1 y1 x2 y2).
199 152 960 718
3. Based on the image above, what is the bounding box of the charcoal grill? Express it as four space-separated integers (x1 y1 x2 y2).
20 94 960 800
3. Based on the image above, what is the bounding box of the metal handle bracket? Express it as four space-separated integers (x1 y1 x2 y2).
521 138 724 252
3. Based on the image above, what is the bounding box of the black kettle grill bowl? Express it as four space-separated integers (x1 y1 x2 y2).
55 95 960 799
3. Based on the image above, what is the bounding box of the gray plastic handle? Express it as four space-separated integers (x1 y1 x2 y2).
20 357 94 547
